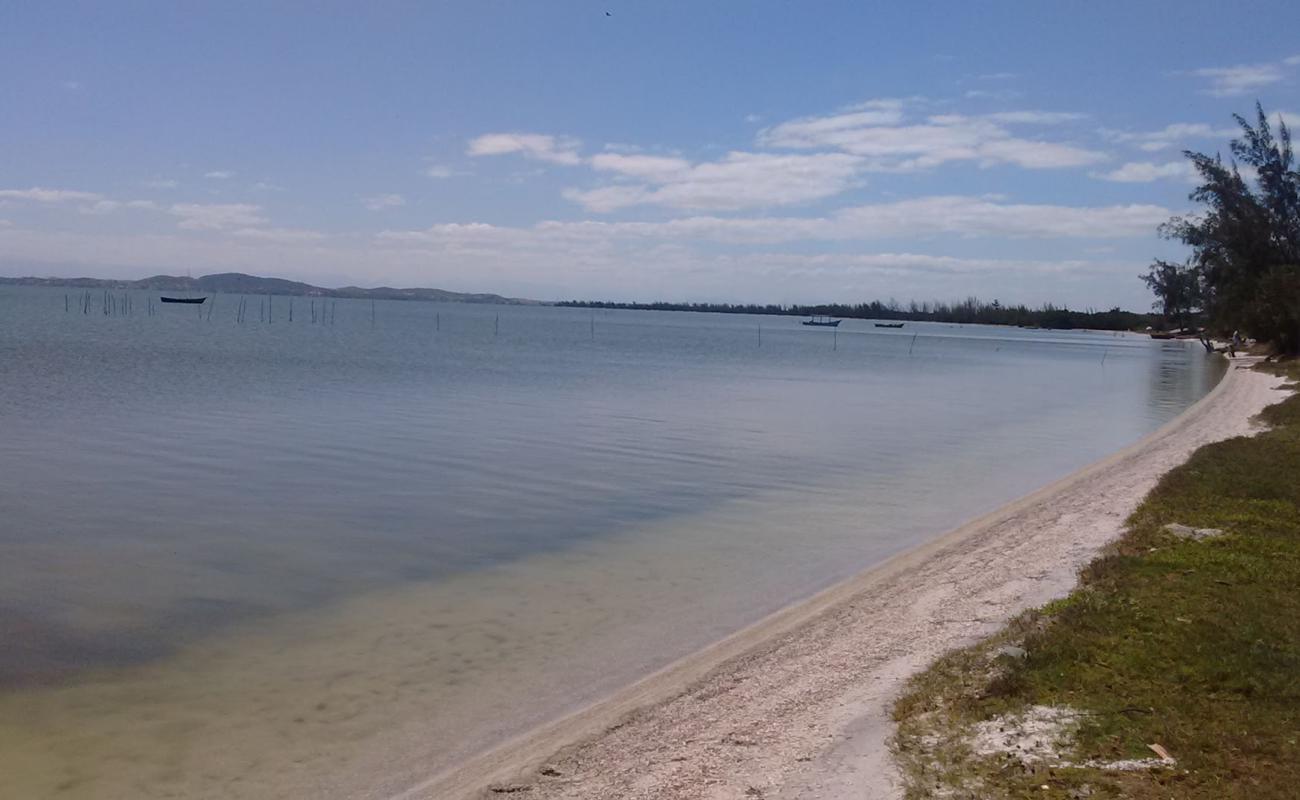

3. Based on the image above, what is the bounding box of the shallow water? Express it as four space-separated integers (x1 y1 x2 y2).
0 286 1221 798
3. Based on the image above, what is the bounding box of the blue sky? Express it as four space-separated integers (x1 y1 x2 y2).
2 2 1299 308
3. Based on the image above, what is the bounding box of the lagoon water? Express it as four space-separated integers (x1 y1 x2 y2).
0 286 1221 798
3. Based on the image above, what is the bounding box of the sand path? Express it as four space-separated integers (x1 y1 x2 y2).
404 360 1287 800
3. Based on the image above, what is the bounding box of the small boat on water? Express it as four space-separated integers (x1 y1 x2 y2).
160 296 207 304
874 322 905 328
802 315 841 327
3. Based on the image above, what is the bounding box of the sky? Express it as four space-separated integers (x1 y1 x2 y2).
2 1 1299 309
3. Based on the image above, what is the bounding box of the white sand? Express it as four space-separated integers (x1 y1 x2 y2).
405 361 1287 799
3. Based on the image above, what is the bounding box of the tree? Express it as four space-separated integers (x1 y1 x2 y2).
1153 104 1300 353
1141 258 1202 332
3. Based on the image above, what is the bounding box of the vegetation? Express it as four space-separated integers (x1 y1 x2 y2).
559 298 1152 331
893 362 1300 799
1143 105 1300 353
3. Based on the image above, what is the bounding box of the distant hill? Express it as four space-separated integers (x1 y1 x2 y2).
0 272 531 304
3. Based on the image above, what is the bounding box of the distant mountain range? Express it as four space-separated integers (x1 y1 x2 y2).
0 272 532 304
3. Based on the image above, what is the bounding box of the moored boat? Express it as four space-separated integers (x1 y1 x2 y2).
874 322 904 328
160 296 207 304
802 315 841 327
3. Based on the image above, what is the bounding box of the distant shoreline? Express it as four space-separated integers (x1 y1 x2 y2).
0 273 531 305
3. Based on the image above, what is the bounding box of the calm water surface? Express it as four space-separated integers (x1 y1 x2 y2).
0 286 1221 798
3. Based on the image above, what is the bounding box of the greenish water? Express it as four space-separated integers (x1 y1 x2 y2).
0 286 1221 798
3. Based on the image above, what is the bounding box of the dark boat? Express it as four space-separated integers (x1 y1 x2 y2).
874 322 905 328
160 296 207 304
801 315 841 327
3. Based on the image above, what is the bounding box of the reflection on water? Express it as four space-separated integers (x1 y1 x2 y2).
0 287 1221 798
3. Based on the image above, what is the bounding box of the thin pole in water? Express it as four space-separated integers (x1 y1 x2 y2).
268 294 273 324
833 328 837 351
908 332 918 355
495 313 499 338
1101 347 1108 365
65 294 69 313
436 311 440 332
289 297 293 323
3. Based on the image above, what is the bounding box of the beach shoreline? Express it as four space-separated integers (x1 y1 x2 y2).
399 359 1287 800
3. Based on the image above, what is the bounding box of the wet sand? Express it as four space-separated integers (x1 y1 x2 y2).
412 361 1287 800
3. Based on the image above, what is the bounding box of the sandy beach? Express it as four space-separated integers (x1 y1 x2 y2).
402 360 1288 800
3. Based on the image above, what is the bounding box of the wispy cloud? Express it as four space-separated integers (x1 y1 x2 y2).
1102 122 1238 152
231 227 326 242
361 193 406 211
758 105 1105 171
1187 57 1293 96
203 170 235 180
0 187 102 203
382 196 1170 247
142 178 179 189
1092 161 1195 183
568 151 865 212
168 203 265 230
467 133 582 165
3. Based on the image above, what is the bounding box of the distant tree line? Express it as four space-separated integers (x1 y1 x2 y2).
558 298 1151 331
1143 104 1300 353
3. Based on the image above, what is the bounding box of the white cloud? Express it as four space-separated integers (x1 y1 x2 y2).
1103 122 1238 152
231 227 327 243
0 187 102 203
382 196 1171 247
203 170 235 180
467 133 582 165
168 203 266 230
1190 62 1286 96
1092 161 1195 183
80 200 122 215
142 178 178 189
568 151 865 212
975 72 1017 80
424 164 455 179
251 181 285 192
361 193 406 211
983 111 1087 125
758 106 1106 171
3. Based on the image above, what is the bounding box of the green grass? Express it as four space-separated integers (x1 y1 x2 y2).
892 362 1300 799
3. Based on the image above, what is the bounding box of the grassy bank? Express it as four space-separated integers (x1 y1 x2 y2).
892 362 1300 799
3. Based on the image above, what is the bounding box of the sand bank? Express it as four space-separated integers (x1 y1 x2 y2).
402 361 1287 800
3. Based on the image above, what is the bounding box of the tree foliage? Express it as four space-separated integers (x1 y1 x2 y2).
1148 104 1300 352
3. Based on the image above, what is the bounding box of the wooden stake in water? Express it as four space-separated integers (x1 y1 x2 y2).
436 312 440 332
495 313 499 338
908 332 918 355
1101 347 1109 365
268 294 273 324
289 297 293 323
833 328 837 351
